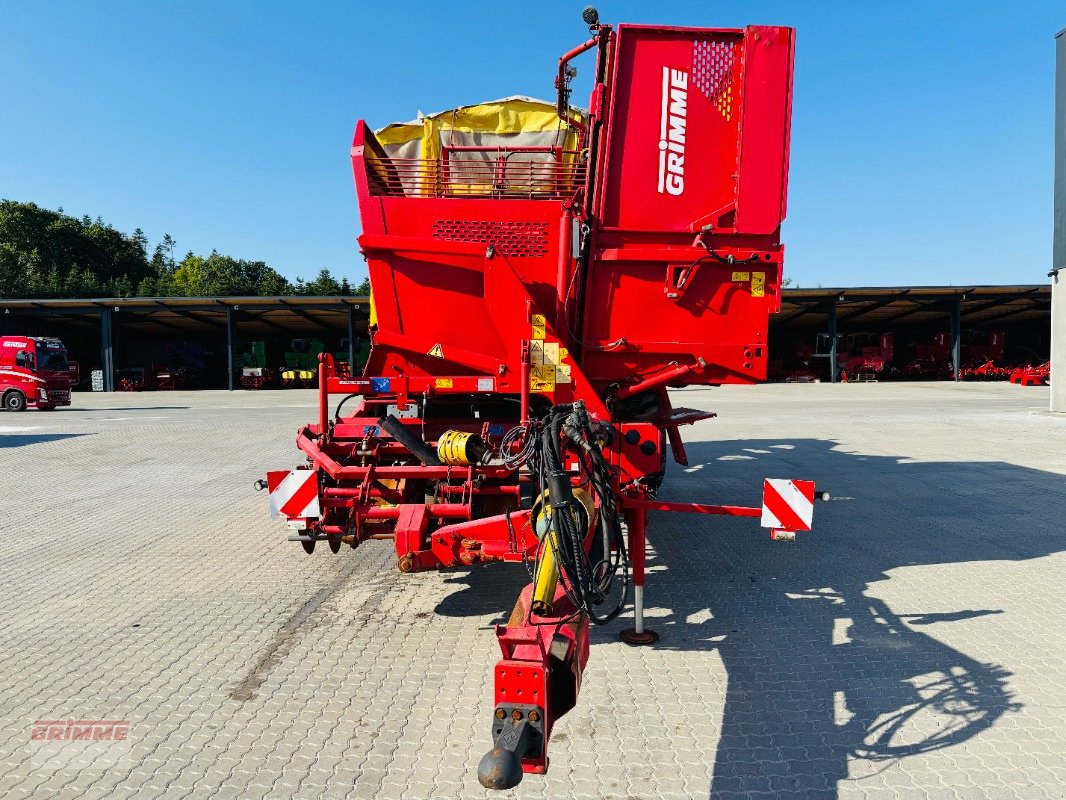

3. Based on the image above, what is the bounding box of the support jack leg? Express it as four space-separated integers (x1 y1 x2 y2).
619 507 659 646
620 584 659 646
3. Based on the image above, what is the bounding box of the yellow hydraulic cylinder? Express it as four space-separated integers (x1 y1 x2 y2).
530 488 596 615
532 528 560 615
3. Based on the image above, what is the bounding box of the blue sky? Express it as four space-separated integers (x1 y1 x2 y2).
1 1 1062 288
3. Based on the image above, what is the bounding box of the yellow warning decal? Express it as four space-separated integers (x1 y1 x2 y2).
542 342 559 366
732 271 750 282
751 272 765 297
559 347 569 360
434 378 453 389
428 343 444 358
555 365 572 384
529 340 544 365
530 364 556 393
531 314 546 341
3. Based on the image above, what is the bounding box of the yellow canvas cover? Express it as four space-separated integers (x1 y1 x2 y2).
373 97 584 197
375 96 583 162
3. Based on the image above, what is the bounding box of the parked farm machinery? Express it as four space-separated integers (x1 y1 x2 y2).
280 338 324 388
1010 361 1051 386
960 360 1013 381
116 365 160 392
264 11 821 788
237 341 275 389
839 333 894 381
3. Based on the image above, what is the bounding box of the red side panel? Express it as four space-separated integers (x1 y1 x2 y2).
581 25 795 388
352 121 575 396
735 26 795 234
598 27 740 233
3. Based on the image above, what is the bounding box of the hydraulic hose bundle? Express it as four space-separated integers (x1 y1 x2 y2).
506 401 629 625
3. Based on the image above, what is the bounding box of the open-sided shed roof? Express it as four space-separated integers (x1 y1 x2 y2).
0 286 1052 337
0 296 372 337
777 285 1051 328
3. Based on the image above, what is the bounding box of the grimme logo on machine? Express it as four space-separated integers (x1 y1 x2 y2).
657 66 688 196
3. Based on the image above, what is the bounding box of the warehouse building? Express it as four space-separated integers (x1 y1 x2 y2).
770 285 1051 382
0 296 371 391
0 286 1051 390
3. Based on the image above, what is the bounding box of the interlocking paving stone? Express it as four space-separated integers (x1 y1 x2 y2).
0 383 1063 799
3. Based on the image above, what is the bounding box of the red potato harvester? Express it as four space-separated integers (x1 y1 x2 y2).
261 9 825 788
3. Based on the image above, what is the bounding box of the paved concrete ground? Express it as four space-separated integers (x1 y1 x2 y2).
0 383 1064 800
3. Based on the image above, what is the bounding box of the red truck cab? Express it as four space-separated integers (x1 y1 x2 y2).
0 336 73 411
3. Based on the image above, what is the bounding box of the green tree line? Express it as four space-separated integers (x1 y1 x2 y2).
0 200 369 299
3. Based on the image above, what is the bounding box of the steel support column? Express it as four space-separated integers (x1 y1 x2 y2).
100 308 115 392
1052 27 1066 412
226 306 235 391
950 296 962 382
827 299 838 383
347 305 356 369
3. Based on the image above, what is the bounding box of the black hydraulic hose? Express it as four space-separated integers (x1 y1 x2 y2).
520 402 632 626
335 393 361 420
378 414 442 467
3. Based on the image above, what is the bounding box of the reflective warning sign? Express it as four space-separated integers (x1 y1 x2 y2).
428 343 444 358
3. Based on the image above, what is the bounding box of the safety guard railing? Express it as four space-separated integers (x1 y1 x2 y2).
365 146 585 199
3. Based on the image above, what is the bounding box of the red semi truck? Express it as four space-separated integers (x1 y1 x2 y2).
0 336 73 411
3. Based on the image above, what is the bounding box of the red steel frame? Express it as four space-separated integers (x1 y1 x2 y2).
268 17 808 788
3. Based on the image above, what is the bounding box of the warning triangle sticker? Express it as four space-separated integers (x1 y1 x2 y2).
427 344 444 358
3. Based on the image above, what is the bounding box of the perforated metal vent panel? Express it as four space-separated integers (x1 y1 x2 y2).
692 40 738 121
432 220 549 257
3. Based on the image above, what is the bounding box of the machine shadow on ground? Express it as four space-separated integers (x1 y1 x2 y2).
430 437 1063 798
625 437 1063 799
61 406 190 412
434 563 532 620
0 432 89 448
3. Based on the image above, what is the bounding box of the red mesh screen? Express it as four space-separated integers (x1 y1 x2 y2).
432 220 550 258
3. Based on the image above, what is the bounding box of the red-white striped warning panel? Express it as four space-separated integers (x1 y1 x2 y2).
267 469 321 520
760 479 815 532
